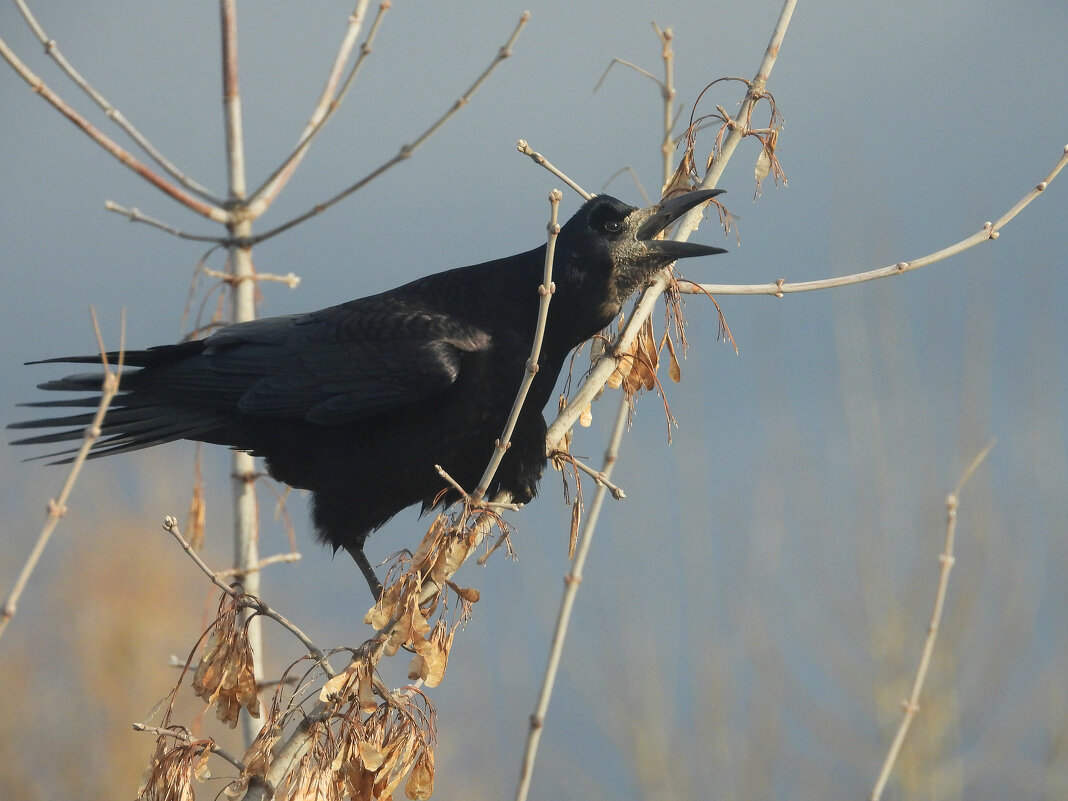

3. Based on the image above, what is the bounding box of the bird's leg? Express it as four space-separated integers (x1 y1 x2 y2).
346 544 384 601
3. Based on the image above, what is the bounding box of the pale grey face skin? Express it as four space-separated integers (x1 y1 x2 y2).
608 204 689 301
601 190 728 314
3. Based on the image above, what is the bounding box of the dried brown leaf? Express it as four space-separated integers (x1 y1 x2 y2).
365 581 403 630
641 318 658 373
320 667 353 703
754 128 785 198
230 722 279 798
665 333 682 383
404 750 435 801
607 350 631 388
376 731 420 800
662 146 698 197
578 403 593 427
445 581 480 604
191 599 261 727
284 765 341 801
438 534 475 580
138 735 213 801
754 146 771 194
358 740 386 772
409 514 447 572
319 657 376 713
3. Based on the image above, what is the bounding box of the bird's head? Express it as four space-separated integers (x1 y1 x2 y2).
554 190 727 328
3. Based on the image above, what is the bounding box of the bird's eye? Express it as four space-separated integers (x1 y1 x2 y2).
603 220 622 234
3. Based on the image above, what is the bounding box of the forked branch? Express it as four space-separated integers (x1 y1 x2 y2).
246 0 385 215
248 11 530 245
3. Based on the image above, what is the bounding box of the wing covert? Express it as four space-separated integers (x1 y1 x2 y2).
202 302 491 424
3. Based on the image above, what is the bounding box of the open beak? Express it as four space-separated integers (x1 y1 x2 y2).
635 189 727 259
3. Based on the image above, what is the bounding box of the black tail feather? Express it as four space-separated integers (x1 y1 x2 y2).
10 339 232 462
15 416 230 464
17 396 108 410
26 342 202 369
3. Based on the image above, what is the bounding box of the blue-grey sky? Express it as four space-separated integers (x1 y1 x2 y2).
2 2 1067 799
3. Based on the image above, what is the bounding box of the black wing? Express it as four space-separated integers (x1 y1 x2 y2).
9 297 492 458
203 300 491 424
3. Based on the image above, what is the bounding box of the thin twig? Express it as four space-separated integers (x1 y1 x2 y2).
0 34 229 223
246 0 384 215
201 266 301 289
679 144 1068 297
594 57 660 92
550 451 626 500
592 23 678 184
131 723 245 772
473 189 562 500
602 166 652 205
160 516 334 678
103 201 228 243
254 552 303 570
656 24 677 185
544 0 798 452
11 0 222 203
869 440 995 801
515 394 630 801
248 11 530 245
161 516 243 598
0 309 124 643
516 139 592 200
214 550 303 577
434 465 522 511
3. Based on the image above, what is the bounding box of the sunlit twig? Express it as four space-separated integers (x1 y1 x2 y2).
679 145 1068 297
249 11 530 245
11 0 222 202
517 139 592 200
869 440 995 800
0 310 124 643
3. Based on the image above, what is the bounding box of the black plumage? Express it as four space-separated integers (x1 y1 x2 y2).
10 190 725 595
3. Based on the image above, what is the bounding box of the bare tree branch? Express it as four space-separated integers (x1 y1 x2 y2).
0 34 229 222
517 139 592 199
472 189 562 501
246 502 505 801
131 722 245 772
103 201 229 244
248 12 530 245
679 144 1068 297
549 450 626 499
160 516 333 677
594 23 678 184
217 0 268 749
515 393 630 801
11 0 223 203
245 0 384 216
201 265 301 289
0 309 124 643
870 440 995 801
